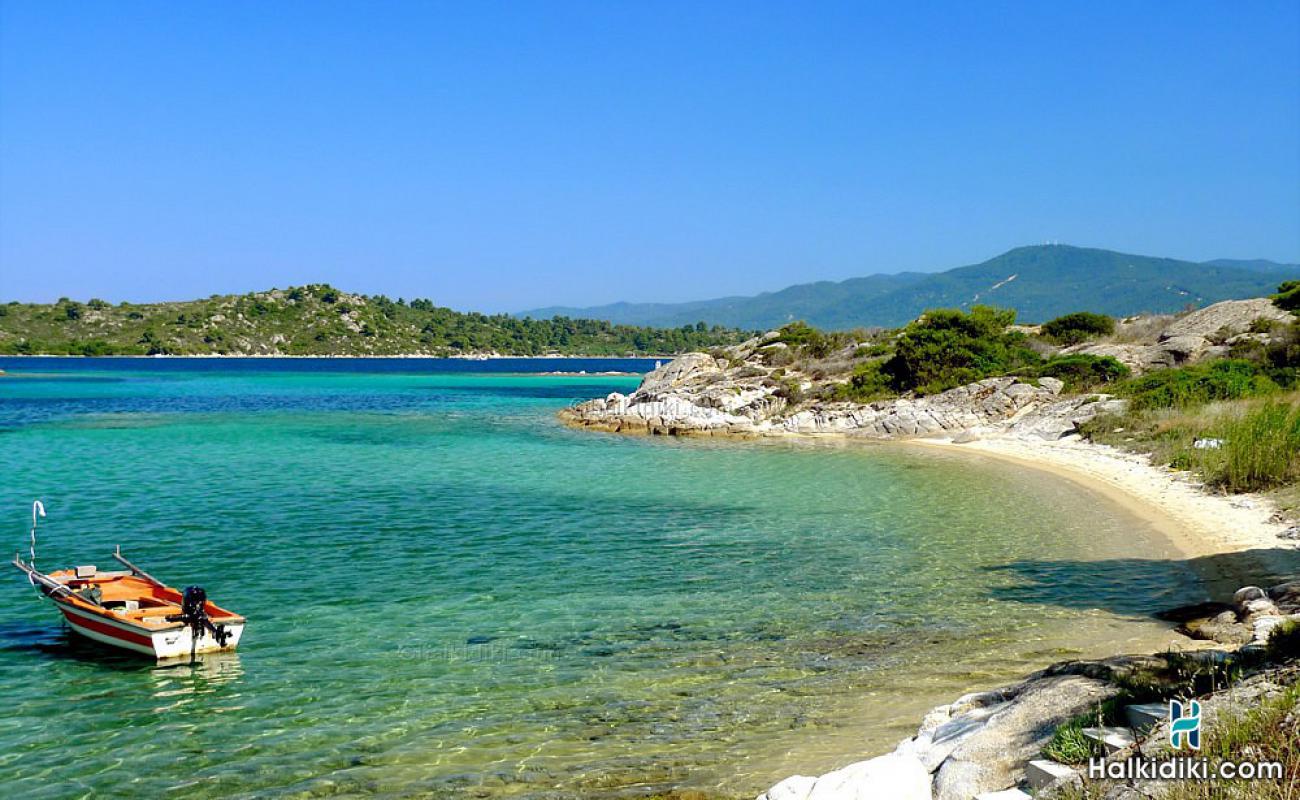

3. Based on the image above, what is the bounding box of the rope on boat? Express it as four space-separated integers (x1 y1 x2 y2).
28 500 45 585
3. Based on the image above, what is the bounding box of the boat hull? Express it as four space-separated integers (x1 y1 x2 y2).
57 601 245 659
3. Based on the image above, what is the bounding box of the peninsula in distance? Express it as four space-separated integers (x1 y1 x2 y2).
2 244 1294 357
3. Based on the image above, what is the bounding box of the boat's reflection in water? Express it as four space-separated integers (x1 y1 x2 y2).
148 651 245 712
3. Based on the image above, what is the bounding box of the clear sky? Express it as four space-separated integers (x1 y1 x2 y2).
1 2 1297 312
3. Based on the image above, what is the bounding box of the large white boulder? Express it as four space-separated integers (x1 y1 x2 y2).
932 675 1117 800
636 352 722 395
1160 298 1290 341
758 775 818 800
757 753 931 800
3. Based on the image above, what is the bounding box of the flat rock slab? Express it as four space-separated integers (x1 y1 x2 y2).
1124 702 1168 734
756 753 931 800
1025 759 1079 790
1082 726 1136 753
974 790 1032 800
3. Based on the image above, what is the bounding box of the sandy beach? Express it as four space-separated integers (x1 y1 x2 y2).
914 433 1298 583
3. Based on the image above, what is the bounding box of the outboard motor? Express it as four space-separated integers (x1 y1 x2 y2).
171 585 231 659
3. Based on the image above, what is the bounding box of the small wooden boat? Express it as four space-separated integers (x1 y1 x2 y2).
14 536 246 660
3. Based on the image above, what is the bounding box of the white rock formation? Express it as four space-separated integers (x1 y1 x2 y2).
756 753 932 800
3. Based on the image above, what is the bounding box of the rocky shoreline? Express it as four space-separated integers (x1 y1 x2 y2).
559 298 1290 442
754 579 1300 800
556 298 1300 799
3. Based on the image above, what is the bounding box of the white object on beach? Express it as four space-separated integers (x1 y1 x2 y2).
1025 759 1080 790
756 753 931 800
1081 726 1136 753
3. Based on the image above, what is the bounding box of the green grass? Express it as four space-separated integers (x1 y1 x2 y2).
1043 714 1104 765
1121 359 1283 411
1195 400 1300 492
1082 392 1300 495
1053 669 1300 800
1160 677 1300 800
1042 700 1123 765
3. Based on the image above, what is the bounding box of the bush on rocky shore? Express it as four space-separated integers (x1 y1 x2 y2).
882 305 1041 395
1034 354 1130 391
1040 312 1116 345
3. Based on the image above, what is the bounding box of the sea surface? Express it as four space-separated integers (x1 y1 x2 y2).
0 358 1215 798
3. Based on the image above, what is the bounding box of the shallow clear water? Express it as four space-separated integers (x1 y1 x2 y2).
0 359 1212 798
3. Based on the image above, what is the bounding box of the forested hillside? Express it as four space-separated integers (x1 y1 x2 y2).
0 285 747 356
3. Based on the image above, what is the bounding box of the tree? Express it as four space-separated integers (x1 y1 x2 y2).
1273 280 1300 313
1040 312 1115 344
883 306 1039 394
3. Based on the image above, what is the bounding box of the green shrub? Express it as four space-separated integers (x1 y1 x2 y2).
1040 311 1115 345
1274 280 1300 313
882 306 1042 395
830 360 894 402
1122 359 1280 410
774 321 826 352
852 342 890 358
773 321 856 359
74 340 119 356
1037 354 1130 390
1267 620 1300 662
772 378 806 405
1250 317 1281 335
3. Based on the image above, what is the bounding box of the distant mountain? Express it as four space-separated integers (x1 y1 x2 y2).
521 245 1297 329
1202 258 1300 274
525 272 928 330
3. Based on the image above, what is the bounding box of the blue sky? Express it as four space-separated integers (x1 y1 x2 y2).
1 2 1297 311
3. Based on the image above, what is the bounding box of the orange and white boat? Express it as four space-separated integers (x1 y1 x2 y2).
12 503 245 660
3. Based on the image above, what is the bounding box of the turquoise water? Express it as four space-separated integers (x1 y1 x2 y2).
0 360 1210 798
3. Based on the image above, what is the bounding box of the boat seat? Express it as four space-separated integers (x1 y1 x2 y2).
123 605 180 619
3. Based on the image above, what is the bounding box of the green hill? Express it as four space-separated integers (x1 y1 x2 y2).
522 245 1296 329
0 285 747 356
